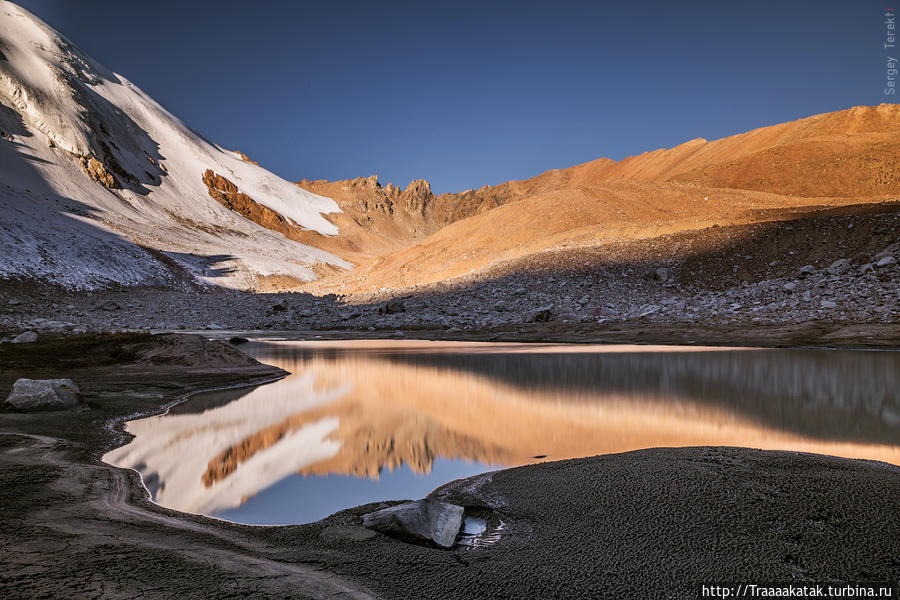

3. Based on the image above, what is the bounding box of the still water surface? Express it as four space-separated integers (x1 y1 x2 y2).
103 340 900 525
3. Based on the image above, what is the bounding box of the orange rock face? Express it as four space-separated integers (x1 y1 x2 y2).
79 156 117 188
202 169 295 234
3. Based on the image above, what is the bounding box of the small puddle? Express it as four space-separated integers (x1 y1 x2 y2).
457 516 505 549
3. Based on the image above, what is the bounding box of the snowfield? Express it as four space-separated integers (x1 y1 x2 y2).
0 2 350 289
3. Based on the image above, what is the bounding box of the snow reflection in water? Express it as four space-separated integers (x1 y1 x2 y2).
103 340 900 525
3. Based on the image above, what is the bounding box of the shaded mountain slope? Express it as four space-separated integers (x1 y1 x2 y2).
0 2 348 290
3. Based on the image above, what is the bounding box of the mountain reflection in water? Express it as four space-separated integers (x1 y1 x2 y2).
103 340 900 525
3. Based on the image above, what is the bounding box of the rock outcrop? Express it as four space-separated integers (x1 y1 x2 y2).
78 156 117 188
203 170 295 233
3 378 82 411
361 499 464 548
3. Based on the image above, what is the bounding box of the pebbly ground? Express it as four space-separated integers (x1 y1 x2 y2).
0 334 898 599
1 208 898 345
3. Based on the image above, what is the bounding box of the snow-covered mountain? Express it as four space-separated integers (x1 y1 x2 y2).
0 2 350 290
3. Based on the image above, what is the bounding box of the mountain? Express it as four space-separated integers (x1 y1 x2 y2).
296 104 900 294
1 2 897 299
0 2 348 290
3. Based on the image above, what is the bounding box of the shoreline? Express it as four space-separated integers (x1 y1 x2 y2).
1 333 898 598
184 320 900 350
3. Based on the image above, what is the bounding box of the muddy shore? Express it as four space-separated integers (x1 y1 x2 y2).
1 334 898 599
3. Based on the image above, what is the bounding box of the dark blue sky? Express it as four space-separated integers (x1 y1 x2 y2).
15 0 895 193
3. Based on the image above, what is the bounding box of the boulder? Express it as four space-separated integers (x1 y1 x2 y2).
875 256 896 268
379 300 405 314
3 378 82 411
798 265 816 278
228 336 250 345
11 331 37 344
827 258 848 273
652 267 672 283
361 499 464 548
525 306 553 323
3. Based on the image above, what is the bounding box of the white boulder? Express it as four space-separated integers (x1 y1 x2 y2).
11 331 38 344
362 499 464 548
3 378 83 411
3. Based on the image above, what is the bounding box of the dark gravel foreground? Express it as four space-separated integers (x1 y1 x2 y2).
0 334 898 599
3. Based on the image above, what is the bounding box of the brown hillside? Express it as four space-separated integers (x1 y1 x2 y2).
292 104 899 294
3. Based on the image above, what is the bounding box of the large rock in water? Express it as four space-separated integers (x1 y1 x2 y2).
361 500 464 548
3 378 82 411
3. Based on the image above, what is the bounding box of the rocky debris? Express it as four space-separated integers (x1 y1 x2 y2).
379 299 405 314
0 226 896 335
652 267 672 283
798 265 816 278
631 304 661 318
3 378 82 411
525 305 554 323
361 499 464 548
828 259 848 273
11 331 38 343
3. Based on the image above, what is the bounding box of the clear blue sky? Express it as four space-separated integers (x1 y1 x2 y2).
14 0 895 193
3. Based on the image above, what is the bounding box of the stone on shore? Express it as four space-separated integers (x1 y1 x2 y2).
3 378 82 411
525 306 553 323
361 499 464 548
11 331 38 344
